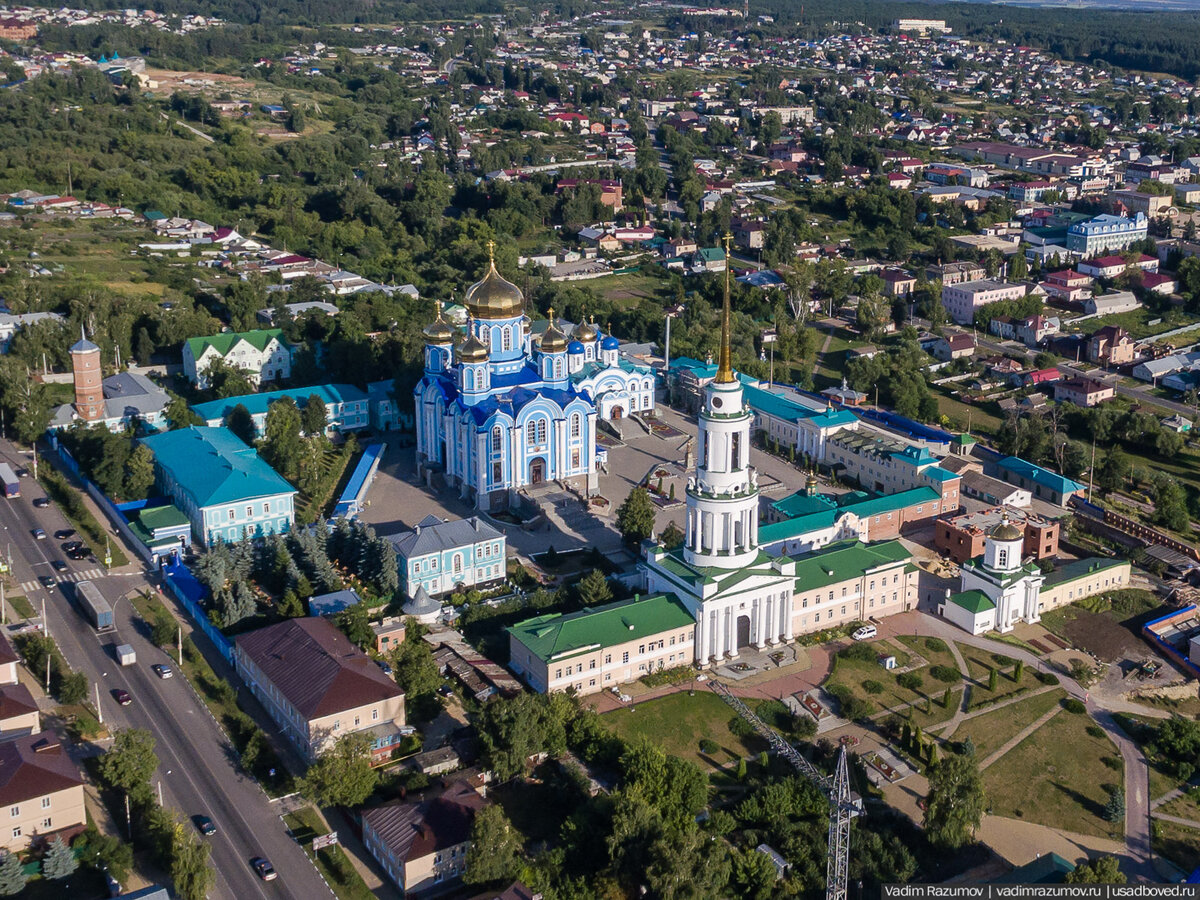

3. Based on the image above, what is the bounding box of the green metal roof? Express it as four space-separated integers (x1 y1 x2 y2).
791 540 911 593
843 486 941 519
770 491 837 519
140 426 296 509
946 589 996 615
507 593 695 664
185 329 288 361
758 511 840 546
1043 556 1128 588
126 503 190 547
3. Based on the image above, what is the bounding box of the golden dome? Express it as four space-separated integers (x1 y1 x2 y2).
539 308 568 354
576 315 600 342
990 514 1023 542
457 319 489 363
464 240 524 320
423 309 454 344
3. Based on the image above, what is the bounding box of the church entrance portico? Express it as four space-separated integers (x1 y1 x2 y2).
611 406 624 420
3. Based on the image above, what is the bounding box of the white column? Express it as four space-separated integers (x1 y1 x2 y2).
753 597 765 649
723 607 732 659
709 609 720 660
765 597 774 645
694 613 704 665
783 593 794 640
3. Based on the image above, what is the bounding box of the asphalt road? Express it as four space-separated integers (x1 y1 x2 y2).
0 442 332 900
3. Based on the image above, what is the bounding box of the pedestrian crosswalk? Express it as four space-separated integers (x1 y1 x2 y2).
17 569 106 593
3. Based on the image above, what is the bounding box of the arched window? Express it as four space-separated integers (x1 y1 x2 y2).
502 327 512 351
998 549 1008 568
570 414 581 438
527 418 547 447
453 554 463 574
554 359 564 378
491 426 503 454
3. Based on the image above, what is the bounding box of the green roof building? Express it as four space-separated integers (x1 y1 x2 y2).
182 328 293 390
507 593 696 695
140 426 296 547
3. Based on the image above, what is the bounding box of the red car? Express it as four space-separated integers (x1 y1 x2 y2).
113 689 132 706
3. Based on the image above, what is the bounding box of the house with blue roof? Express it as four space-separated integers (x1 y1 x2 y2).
140 427 296 547
994 456 1085 506
191 384 369 438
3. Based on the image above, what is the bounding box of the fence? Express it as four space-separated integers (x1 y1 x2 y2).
163 562 233 663
52 444 156 564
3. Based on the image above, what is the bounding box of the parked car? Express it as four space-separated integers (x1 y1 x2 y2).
32 528 46 540
195 815 216 837
54 529 75 540
152 664 173 679
251 858 277 881
113 689 132 706
32 497 50 508
376 660 393 677
851 625 877 641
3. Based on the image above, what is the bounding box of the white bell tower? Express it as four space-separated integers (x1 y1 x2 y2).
684 233 760 570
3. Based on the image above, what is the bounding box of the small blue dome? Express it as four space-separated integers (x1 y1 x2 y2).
568 341 585 354
601 336 619 350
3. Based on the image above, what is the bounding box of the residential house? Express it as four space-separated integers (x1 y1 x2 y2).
0 731 86 852
256 300 340 326
0 634 38 738
732 219 765 250
387 515 506 598
1138 272 1177 295
0 312 65 354
1042 269 1093 303
362 782 485 896
927 261 985 286
191 384 370 438
961 471 1032 508
1077 254 1157 280
182 329 293 389
1087 326 1135 366
48 338 171 434
233 617 406 763
139 427 296 547
880 268 917 297
931 332 975 361
1054 377 1114 407
693 247 726 272
1016 314 1059 347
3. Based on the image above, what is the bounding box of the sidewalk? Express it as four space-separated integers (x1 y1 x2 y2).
978 705 1062 771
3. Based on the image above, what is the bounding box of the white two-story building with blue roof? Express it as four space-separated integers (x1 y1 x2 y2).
140 426 297 547
190 384 369 438
386 514 507 598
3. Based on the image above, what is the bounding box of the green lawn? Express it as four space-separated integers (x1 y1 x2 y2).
1153 818 1200 872
826 650 949 712
2 594 34 621
895 636 959 672
957 645 1041 707
1159 789 1200 824
284 807 374 900
983 705 1124 839
930 386 1004 436
603 690 763 770
1070 307 1198 340
954 689 1066 759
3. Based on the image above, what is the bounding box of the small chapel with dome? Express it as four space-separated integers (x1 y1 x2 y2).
415 243 654 510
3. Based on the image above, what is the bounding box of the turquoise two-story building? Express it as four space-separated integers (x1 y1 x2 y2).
386 515 507 598
190 384 369 438
140 426 297 547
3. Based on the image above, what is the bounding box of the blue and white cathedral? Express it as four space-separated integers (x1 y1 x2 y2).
415 243 654 510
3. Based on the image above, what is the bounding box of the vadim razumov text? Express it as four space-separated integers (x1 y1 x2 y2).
883 886 1200 900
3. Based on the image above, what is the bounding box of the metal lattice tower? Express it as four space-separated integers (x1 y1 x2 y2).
709 681 859 900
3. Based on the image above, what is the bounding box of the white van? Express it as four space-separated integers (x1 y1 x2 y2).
851 625 877 641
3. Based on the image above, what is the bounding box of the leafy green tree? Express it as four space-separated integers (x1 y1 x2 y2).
616 487 656 545
277 589 304 618
1066 856 1126 884
576 568 613 607
334 602 373 650
301 394 328 435
463 804 522 885
0 851 26 896
165 396 203 430
225 403 256 446
730 847 779 900
1097 446 1129 493
300 733 378 807
98 728 158 804
1013 659 1025 682
171 827 215 900
124 444 156 500
59 670 88 705
660 521 685 550
75 824 132 883
260 396 305 481
41 835 77 880
392 622 441 713
987 666 998 692
924 751 985 849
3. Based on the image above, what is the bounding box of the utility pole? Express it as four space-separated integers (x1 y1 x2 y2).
1 581 5 625
124 794 131 839
95 682 102 725
1088 435 1097 502
177 626 183 667
157 781 163 807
